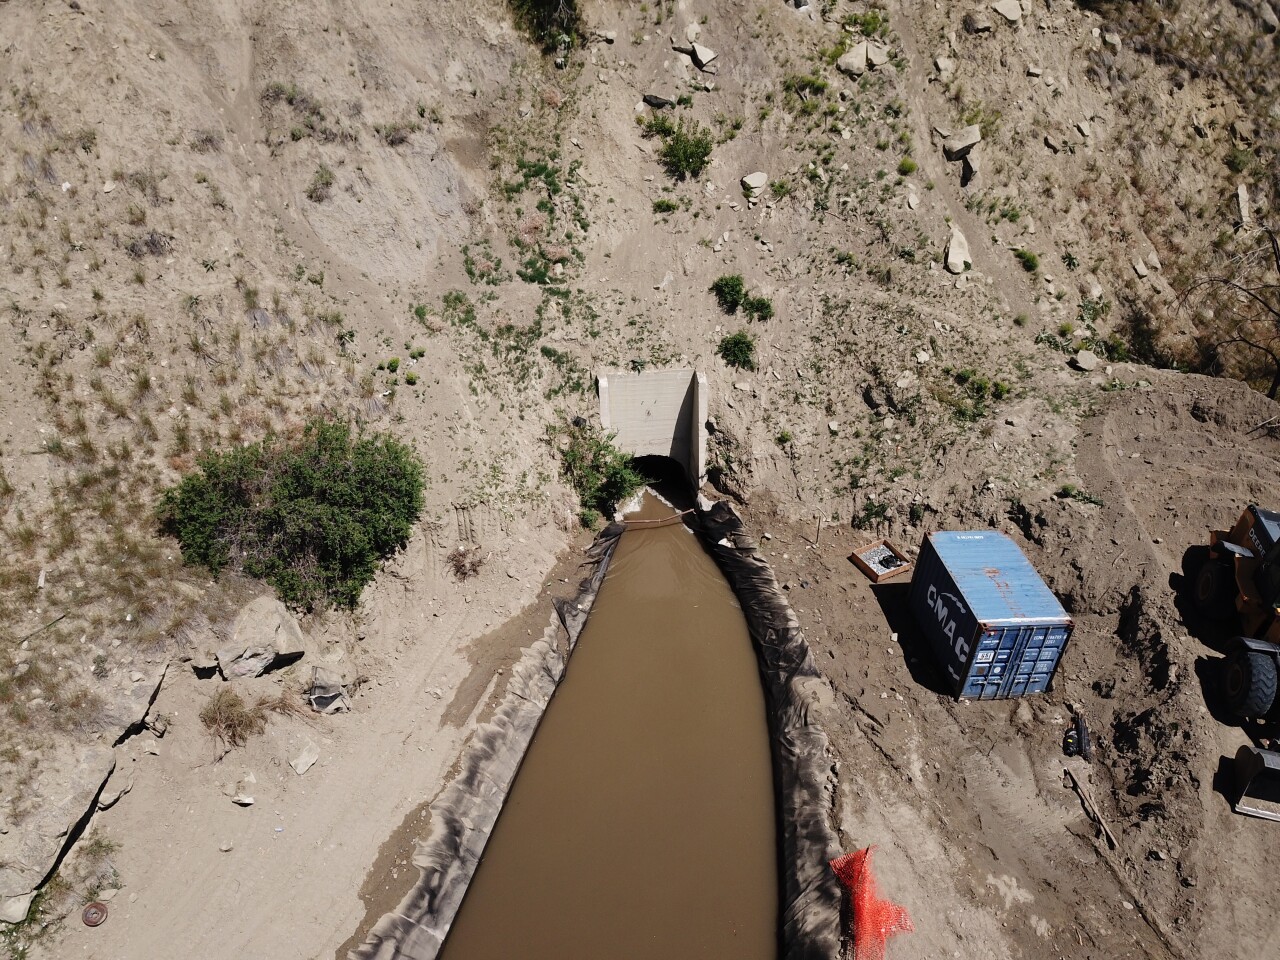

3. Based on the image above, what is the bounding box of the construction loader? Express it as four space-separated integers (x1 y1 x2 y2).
1192 504 1280 820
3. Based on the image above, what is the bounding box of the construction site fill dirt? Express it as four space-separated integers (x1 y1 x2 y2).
4 1 1280 959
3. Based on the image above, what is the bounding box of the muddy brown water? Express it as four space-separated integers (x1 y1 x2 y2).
438 494 778 959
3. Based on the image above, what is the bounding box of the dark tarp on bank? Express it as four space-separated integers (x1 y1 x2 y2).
350 502 842 960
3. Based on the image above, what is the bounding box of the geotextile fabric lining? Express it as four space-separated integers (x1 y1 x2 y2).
350 500 842 960
698 500 843 960
349 525 624 960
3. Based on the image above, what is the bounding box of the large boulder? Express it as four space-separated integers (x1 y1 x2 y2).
945 227 972 274
837 41 868 78
0 744 115 923
943 125 982 161
217 596 309 680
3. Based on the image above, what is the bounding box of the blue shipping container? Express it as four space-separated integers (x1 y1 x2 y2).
908 531 1074 700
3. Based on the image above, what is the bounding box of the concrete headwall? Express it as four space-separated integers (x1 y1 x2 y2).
597 368 707 483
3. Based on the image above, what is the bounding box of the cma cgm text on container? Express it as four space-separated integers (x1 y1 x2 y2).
908 530 1074 700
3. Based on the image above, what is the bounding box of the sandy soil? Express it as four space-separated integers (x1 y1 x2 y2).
3 1 1280 959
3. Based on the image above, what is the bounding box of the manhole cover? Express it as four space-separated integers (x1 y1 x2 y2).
82 902 108 927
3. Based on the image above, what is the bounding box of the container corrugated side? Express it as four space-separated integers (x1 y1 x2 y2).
908 532 1074 699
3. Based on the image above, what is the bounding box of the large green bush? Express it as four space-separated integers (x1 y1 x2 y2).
157 418 424 611
509 0 581 50
659 118 715 180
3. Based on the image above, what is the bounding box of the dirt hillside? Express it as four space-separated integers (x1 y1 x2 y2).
2 1 1280 958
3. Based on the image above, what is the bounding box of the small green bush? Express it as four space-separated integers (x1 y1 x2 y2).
659 118 714 180
652 198 679 214
306 164 334 202
1225 146 1253 174
717 331 757 370
158 418 424 610
552 419 646 527
1014 248 1039 273
710 275 746 313
897 156 918 176
743 296 774 322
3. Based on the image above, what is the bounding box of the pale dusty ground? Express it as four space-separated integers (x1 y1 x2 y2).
2 1 1279 959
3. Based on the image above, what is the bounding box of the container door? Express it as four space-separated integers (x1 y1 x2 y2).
997 624 1069 697
962 630 1011 700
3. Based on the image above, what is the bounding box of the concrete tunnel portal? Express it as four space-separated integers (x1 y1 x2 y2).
597 368 708 487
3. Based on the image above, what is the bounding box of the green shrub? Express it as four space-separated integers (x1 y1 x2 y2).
306 164 334 202
717 331 757 370
1014 248 1039 273
652 197 679 214
1225 146 1253 174
508 0 581 50
658 118 714 180
552 419 646 527
710 275 746 313
743 295 774 322
157 418 424 610
897 156 918 176
771 179 792 198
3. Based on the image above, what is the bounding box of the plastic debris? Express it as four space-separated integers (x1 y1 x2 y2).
830 846 913 960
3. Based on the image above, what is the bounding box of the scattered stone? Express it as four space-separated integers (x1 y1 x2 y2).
734 381 750 391
961 151 980 187
129 670 144 683
690 43 717 70
1076 120 1092 138
827 421 840 435
216 596 309 680
1132 256 1150 279
1044 135 1061 154
1027 64 1043 77
97 888 119 903
643 90 676 109
907 189 919 210
102 180 116 193
991 0 1022 23
1260 1 1280 32
1238 183 1253 228
517 103 532 118
1192 115 1209 139
943 124 982 161
741 171 768 198
915 350 931 365
1074 349 1100 372
291 740 320 776
945 226 972 274
219 841 234 853
837 41 868 77
685 23 700 44
1103 31 1122 50
1147 250 1162 272
963 12 993 33
935 56 956 77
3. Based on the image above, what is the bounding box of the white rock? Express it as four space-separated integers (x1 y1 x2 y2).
291 740 320 776
1074 350 1100 372
219 841 234 853
1103 31 1121 50
217 596 309 680
945 227 972 274
935 56 956 77
741 171 768 197
942 125 982 160
102 181 116 193
1132 256 1150 279
867 42 890 67
1076 120 1092 138
907 189 919 210
1238 183 1253 227
837 41 869 77
1027 65 1043 77
992 0 1022 23
691 43 717 69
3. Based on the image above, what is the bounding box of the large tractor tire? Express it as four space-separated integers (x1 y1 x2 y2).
1193 560 1235 620
1223 646 1279 718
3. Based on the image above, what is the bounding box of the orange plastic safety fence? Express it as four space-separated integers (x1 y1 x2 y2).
829 846 914 960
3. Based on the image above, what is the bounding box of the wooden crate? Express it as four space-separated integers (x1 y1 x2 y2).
849 538 913 583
